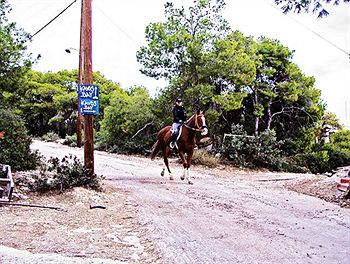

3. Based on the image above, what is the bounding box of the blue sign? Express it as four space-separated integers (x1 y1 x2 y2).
78 84 99 115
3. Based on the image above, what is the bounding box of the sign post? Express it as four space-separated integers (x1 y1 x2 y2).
81 0 94 175
78 84 99 115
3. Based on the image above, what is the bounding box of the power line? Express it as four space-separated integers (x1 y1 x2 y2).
30 0 77 39
263 0 350 58
94 4 138 46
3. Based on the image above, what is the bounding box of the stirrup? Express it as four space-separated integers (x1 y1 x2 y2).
169 142 175 149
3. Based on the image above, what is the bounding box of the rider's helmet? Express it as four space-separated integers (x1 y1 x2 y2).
175 98 182 103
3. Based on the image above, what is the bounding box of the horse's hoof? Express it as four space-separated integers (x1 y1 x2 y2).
188 181 193 185
180 176 185 181
169 175 174 180
161 169 165 177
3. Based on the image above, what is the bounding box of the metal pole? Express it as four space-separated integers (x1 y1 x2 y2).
76 0 84 148
82 0 94 174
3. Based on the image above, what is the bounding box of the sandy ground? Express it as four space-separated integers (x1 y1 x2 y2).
0 140 349 264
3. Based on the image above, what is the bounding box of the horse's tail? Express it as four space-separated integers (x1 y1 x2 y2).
150 140 161 160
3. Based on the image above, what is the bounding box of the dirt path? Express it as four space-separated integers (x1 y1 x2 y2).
1 140 349 263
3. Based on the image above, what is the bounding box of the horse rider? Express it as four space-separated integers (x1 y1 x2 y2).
169 97 187 149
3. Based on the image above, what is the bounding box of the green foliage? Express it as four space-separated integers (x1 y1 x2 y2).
98 86 155 153
222 124 283 170
137 0 323 147
0 0 32 98
294 130 350 173
9 70 123 138
15 70 78 136
137 0 251 119
296 150 330 174
62 133 81 148
282 128 315 156
41 132 61 142
244 37 323 136
0 108 40 171
27 155 104 193
137 0 230 80
331 130 350 151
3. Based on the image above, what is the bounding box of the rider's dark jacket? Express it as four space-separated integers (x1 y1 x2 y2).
172 105 187 123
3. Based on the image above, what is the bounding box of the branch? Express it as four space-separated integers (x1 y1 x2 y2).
271 106 314 122
131 120 154 139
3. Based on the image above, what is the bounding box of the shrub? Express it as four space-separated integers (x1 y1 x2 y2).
222 125 283 170
62 134 77 147
279 157 310 173
294 142 350 174
27 154 104 193
191 149 218 168
101 140 153 155
41 132 61 142
296 150 330 174
0 108 41 171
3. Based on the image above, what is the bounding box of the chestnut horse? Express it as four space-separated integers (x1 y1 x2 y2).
150 110 208 184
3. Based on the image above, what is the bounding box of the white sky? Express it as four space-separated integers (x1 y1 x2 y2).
7 0 350 127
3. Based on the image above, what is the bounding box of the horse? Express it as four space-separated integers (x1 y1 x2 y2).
150 109 208 184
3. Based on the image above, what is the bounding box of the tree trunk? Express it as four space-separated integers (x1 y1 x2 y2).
266 100 272 130
254 116 259 136
254 89 259 136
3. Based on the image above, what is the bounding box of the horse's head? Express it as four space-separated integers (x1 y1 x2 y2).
187 109 208 136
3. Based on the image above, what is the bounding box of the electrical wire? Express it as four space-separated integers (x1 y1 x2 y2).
263 0 350 58
30 0 77 39
94 3 138 46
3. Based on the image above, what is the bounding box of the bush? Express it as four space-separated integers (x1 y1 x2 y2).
191 149 218 168
296 150 330 174
62 134 77 147
222 125 283 170
0 108 41 171
41 132 61 142
27 154 104 193
279 157 310 173
101 140 153 156
294 142 350 174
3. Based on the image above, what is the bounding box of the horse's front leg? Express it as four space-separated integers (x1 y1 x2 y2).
186 150 194 185
179 152 188 181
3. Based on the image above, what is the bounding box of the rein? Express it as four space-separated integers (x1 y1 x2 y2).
184 114 206 132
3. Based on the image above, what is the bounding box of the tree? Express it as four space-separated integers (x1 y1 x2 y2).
12 70 123 137
0 108 40 171
0 0 32 98
137 0 230 80
274 0 350 17
240 37 324 137
98 86 155 153
137 0 257 122
137 0 230 102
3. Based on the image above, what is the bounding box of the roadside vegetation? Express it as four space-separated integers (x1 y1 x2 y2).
0 0 349 187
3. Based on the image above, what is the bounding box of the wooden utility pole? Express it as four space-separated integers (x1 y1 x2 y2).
77 0 84 148
81 0 94 174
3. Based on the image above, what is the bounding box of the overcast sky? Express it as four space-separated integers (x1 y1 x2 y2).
7 0 350 127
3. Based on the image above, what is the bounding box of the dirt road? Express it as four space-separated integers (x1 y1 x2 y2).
1 140 350 263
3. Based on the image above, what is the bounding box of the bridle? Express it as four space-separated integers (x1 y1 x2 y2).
184 113 207 132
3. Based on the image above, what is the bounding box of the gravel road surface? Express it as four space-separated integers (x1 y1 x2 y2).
0 140 349 264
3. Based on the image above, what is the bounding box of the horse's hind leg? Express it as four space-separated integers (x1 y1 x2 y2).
179 152 189 182
163 147 174 180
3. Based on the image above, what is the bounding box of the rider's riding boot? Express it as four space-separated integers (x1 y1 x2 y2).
168 133 177 149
